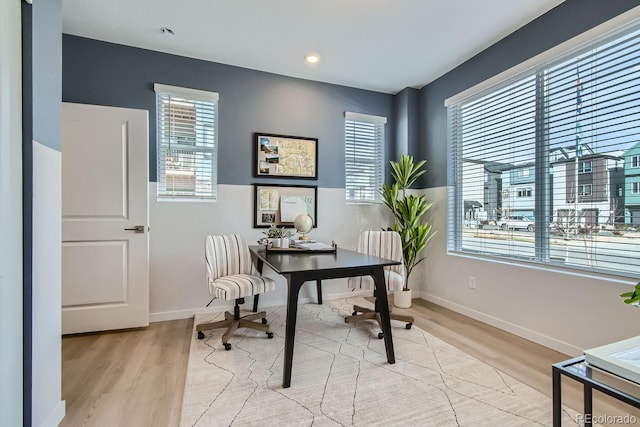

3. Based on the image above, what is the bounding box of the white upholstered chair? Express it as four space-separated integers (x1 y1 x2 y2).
345 230 414 338
196 234 276 350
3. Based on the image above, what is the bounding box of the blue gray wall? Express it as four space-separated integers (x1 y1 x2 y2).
21 10 33 426
420 0 640 189
62 36 396 186
33 1 62 151
393 87 420 161
23 0 63 424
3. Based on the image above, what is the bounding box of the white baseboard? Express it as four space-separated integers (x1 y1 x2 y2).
40 400 65 427
149 290 370 323
416 291 582 357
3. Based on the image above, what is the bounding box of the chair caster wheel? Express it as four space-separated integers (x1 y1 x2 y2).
266 332 274 339
197 331 205 340
378 332 384 339
406 323 413 330
261 318 268 325
224 343 232 351
352 311 358 316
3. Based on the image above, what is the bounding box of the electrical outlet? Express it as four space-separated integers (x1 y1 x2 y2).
469 276 476 289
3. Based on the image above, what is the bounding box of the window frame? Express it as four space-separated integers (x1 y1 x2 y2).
344 112 386 204
578 161 593 174
154 83 219 201
578 184 593 196
445 7 640 279
517 187 532 198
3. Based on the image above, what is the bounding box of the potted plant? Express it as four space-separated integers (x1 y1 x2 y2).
261 225 292 248
381 154 436 308
620 281 640 306
279 227 292 248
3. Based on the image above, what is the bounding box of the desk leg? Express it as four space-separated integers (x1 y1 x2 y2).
316 280 323 305
255 258 264 274
372 267 395 364
584 383 593 427
283 274 304 388
552 367 561 427
253 259 264 313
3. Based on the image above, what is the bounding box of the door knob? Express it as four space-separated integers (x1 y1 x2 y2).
124 225 145 233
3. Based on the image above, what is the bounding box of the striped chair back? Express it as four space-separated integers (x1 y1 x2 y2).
348 230 405 291
205 234 256 282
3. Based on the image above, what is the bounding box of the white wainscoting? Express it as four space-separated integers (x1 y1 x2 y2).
32 141 64 427
415 187 640 356
148 183 639 355
148 183 393 321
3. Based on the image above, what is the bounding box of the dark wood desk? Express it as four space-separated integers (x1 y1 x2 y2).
250 246 398 388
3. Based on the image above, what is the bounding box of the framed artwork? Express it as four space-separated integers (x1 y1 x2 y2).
254 132 318 179
253 184 317 228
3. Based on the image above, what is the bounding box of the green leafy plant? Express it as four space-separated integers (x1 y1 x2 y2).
381 154 436 290
262 225 291 239
620 281 640 305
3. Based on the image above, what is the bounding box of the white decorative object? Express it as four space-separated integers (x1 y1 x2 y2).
394 289 412 308
270 238 282 248
280 196 307 222
294 214 313 240
584 335 640 384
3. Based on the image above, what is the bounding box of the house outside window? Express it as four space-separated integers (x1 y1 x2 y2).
344 112 386 203
446 16 640 277
155 84 218 200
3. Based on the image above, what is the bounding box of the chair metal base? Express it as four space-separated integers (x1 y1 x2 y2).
345 304 413 338
196 309 272 350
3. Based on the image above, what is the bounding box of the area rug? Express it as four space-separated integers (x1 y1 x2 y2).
180 298 578 426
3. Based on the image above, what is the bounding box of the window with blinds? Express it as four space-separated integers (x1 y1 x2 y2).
155 83 218 200
345 112 386 203
447 20 640 277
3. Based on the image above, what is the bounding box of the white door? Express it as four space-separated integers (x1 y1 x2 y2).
62 103 149 334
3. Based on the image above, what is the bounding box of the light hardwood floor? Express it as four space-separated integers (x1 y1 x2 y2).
61 298 635 426
61 318 192 426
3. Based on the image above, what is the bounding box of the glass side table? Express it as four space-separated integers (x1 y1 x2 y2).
552 356 640 426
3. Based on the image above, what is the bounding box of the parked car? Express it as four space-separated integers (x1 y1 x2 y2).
498 215 534 231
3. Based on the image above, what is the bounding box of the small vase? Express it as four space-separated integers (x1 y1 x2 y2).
281 237 290 248
394 289 412 308
270 238 282 248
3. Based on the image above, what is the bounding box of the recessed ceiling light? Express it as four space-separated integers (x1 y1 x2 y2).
160 27 175 36
304 53 321 65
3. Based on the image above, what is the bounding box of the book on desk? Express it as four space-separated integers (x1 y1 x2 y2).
584 335 640 384
263 240 337 253
290 241 335 251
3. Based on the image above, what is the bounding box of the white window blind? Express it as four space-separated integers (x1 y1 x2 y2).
155 83 218 200
345 112 386 203
447 18 640 277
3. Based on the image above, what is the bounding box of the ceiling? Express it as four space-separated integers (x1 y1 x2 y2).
62 0 565 94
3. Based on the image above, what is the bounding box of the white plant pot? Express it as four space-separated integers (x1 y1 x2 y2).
394 289 412 308
270 238 282 248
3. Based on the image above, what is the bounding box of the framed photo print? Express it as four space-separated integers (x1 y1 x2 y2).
254 133 318 179
253 184 317 228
